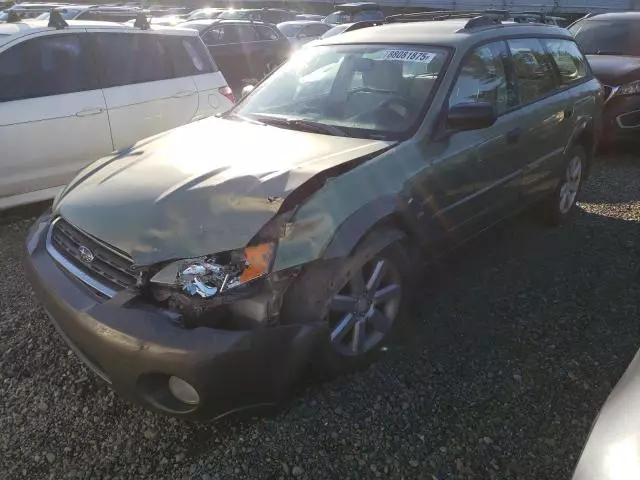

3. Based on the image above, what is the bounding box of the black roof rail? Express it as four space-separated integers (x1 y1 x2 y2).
386 10 487 23
48 8 68 29
133 11 150 29
344 19 384 31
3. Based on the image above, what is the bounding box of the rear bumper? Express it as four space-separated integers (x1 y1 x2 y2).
24 214 323 420
602 94 640 143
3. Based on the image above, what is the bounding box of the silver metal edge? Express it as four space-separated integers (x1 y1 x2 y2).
46 218 117 298
604 85 620 104
616 109 640 129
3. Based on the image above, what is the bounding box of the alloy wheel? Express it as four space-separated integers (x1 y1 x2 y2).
327 257 402 357
559 155 582 215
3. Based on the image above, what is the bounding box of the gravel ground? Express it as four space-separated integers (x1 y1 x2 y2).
1 152 639 480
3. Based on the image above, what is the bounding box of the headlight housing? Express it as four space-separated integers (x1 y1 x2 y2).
150 242 276 299
616 80 640 97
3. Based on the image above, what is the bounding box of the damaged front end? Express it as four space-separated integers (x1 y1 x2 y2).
142 229 299 330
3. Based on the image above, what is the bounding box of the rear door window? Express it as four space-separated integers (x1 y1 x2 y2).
449 41 515 115
94 33 173 88
255 25 280 41
223 25 258 43
0 33 94 102
542 38 587 86
163 36 217 75
507 38 558 105
202 27 224 45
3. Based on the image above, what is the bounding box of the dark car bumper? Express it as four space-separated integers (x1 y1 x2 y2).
602 94 640 143
24 215 323 420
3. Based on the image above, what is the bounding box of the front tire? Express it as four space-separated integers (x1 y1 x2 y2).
544 146 586 225
281 229 415 376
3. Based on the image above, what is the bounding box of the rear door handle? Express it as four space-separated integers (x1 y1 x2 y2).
76 108 104 117
564 107 574 119
506 127 522 145
172 90 196 99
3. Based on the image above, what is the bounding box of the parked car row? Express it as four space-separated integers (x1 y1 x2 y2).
0 15 234 210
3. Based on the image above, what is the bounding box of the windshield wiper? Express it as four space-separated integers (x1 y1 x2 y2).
593 50 626 55
223 112 266 125
251 114 347 137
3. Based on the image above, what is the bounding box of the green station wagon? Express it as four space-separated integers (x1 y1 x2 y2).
25 13 603 419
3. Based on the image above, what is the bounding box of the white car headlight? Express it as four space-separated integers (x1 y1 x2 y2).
616 80 640 97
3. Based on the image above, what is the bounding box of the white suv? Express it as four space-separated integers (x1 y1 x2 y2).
0 19 235 210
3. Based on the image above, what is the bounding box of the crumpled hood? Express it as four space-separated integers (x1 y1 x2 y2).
587 55 640 86
55 117 393 266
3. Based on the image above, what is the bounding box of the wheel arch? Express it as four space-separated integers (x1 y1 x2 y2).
565 119 598 179
320 195 423 261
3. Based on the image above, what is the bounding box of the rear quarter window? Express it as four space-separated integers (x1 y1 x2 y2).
255 25 280 41
542 38 587 86
163 35 217 76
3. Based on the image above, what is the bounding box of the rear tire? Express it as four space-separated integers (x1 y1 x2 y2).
280 229 415 376
543 145 586 226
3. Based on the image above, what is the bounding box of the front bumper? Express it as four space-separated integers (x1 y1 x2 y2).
24 216 323 420
602 94 640 143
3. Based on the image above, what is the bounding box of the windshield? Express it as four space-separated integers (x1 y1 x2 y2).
278 22 302 37
323 11 351 24
187 9 221 20
321 24 350 38
570 19 640 56
231 44 448 140
219 10 251 20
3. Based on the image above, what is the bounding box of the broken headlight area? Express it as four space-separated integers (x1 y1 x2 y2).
148 243 277 326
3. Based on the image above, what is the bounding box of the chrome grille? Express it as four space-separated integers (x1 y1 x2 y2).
47 218 136 297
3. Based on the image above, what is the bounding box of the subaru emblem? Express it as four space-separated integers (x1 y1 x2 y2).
78 246 95 264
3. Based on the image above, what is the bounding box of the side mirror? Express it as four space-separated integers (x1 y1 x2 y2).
241 84 255 97
447 102 497 131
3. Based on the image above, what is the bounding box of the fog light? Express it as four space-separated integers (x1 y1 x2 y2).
168 376 200 405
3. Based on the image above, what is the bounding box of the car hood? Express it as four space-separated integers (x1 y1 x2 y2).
586 55 640 86
573 348 640 480
54 116 394 266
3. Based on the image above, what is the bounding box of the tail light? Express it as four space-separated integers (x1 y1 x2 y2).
218 86 235 104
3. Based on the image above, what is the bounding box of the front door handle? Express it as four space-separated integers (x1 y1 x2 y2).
76 108 104 117
506 127 522 145
564 107 574 119
172 90 196 99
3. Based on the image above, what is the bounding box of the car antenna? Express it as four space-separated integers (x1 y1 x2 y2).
6 10 22 22
133 12 150 29
48 9 68 29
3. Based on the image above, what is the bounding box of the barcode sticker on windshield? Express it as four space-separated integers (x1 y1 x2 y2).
382 50 436 63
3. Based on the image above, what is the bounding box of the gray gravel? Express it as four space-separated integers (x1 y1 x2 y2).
1 152 639 480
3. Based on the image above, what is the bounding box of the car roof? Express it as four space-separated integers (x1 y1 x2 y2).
278 20 325 27
0 19 198 46
315 19 571 48
586 12 640 21
7 2 68 8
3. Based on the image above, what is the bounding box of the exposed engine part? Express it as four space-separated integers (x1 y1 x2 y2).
177 253 247 299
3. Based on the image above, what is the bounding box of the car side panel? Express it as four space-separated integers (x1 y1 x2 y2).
0 90 112 202
191 72 234 120
517 89 577 200
102 77 198 151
